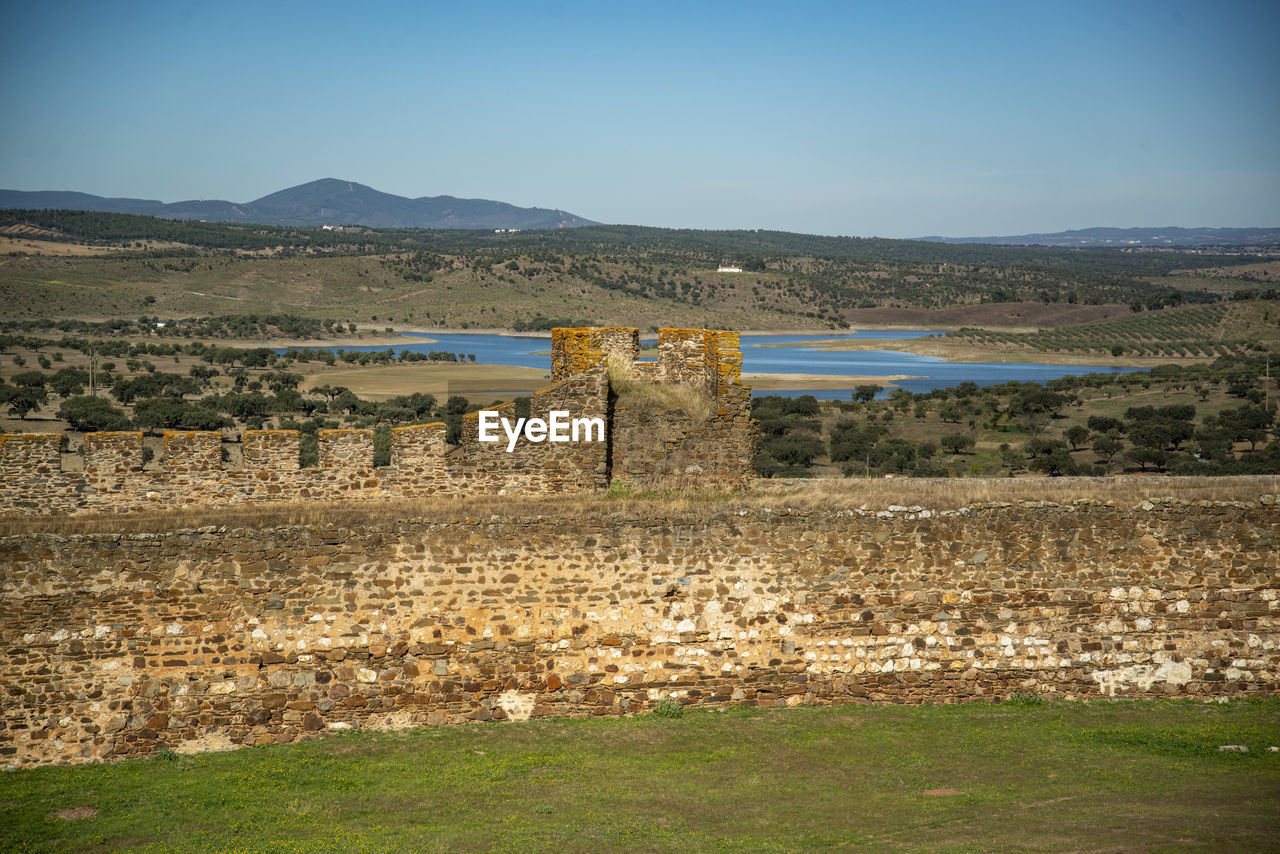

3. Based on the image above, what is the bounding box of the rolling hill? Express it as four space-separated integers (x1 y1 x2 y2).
0 179 598 230
918 226 1280 248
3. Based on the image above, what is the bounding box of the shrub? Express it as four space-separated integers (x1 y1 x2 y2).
58 395 132 431
940 432 975 455
764 435 826 467
652 698 684 719
1004 690 1044 706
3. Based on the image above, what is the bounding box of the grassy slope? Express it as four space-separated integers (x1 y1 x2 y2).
2 700 1277 853
3 238 1273 336
838 301 1134 330
0 253 834 331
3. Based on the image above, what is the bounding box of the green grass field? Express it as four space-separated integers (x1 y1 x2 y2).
3 699 1278 853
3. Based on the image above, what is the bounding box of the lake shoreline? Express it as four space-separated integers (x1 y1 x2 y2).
751 335 1166 368
279 328 1141 398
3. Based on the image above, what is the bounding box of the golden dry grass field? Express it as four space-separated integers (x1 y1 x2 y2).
303 363 552 401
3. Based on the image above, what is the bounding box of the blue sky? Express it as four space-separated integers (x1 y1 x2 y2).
2 0 1277 237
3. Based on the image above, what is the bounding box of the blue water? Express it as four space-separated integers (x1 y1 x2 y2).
735 332 1140 399
291 330 1139 399
338 332 556 372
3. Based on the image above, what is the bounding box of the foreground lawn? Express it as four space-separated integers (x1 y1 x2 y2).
2 699 1278 853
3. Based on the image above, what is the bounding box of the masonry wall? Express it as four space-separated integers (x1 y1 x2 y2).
610 383 756 488
609 328 757 488
453 367 610 494
0 327 755 515
551 326 639 381
0 367 612 516
2 499 1276 767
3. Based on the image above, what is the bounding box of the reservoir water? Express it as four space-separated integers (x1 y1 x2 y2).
303 330 1139 399
733 331 1140 398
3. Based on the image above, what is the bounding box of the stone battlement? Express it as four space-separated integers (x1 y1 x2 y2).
550 326 743 394
0 328 756 515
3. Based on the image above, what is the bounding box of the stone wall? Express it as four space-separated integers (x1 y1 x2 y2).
2 498 1275 767
609 382 755 489
607 327 757 488
550 326 639 381
0 327 755 515
0 371 606 515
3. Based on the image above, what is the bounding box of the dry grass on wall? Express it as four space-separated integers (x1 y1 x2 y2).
748 474 1280 512
606 355 713 424
0 474 1275 537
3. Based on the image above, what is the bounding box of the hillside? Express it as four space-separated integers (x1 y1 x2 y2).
942 300 1280 359
0 179 597 230
919 226 1280 248
0 209 1275 337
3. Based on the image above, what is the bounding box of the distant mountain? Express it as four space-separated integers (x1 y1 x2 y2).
917 226 1280 248
0 179 598 230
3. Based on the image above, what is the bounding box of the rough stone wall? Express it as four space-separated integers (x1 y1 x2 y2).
610 406 699 485
163 430 221 475
551 327 639 381
609 382 756 489
0 327 755 515
318 429 373 471
0 435 62 514
611 328 757 487
655 328 714 394
0 404 605 517
705 330 743 394
451 367 610 494
84 431 143 479
2 499 1275 767
243 430 299 471
390 423 448 486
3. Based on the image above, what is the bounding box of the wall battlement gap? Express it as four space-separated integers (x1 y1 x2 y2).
0 327 756 515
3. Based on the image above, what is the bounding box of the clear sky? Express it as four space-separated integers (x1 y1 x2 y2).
2 0 1277 237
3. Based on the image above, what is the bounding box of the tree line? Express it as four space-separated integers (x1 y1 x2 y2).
752 355 1278 479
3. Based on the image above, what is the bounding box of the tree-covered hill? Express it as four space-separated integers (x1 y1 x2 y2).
3 209 1267 273
0 179 596 230
2 208 1276 332
919 226 1280 248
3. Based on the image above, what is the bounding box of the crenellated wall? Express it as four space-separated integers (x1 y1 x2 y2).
0 328 755 515
0 368 610 514
2 498 1275 767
